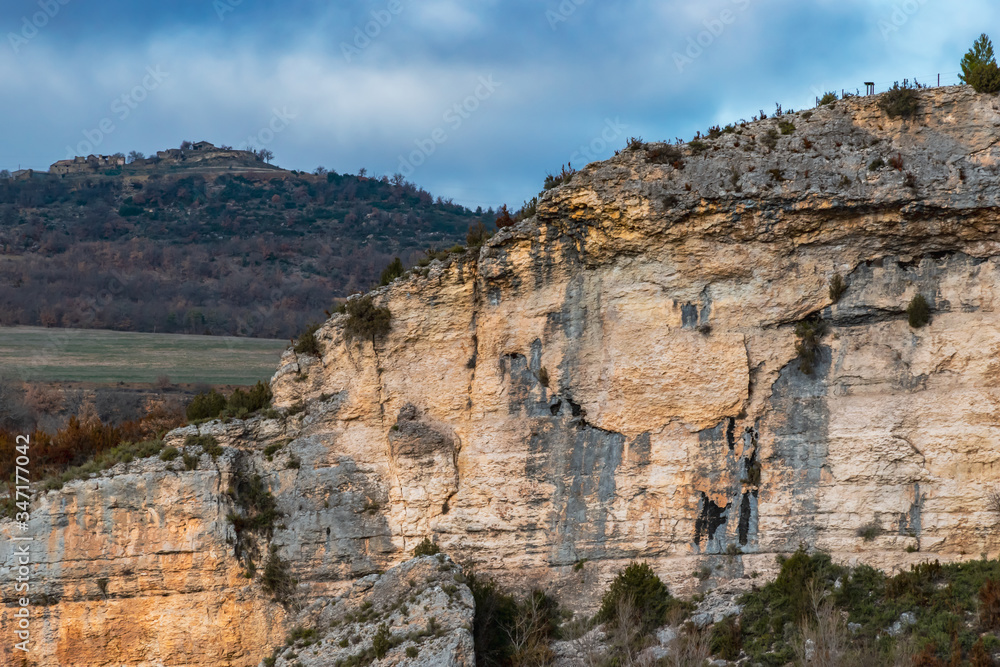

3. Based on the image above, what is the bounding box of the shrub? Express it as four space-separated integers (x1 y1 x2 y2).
907 293 931 328
829 274 847 302
159 446 179 462
543 163 576 190
961 34 1000 94
987 487 1000 522
467 571 518 666
343 295 392 344
226 381 273 415
778 120 796 135
626 136 645 151
710 616 742 660
818 91 838 106
889 153 905 171
261 545 297 604
980 579 1000 630
405 646 419 658
183 453 200 470
186 390 227 421
373 623 391 658
466 221 491 247
185 434 222 458
689 139 708 154
767 168 785 182
794 317 828 375
869 157 886 171
379 257 405 286
413 537 440 557
857 520 882 542
760 129 779 150
293 323 321 356
597 562 677 635
646 143 682 165
879 81 919 119
494 204 515 229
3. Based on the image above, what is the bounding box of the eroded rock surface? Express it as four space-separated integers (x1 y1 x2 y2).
5 86 1000 665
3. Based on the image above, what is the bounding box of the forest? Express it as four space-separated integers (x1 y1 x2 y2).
0 168 485 338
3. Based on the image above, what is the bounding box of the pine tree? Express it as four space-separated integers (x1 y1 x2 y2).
961 34 1000 94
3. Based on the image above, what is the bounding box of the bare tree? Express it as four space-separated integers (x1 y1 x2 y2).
258 148 274 163
313 166 328 176
127 151 145 164
793 579 848 667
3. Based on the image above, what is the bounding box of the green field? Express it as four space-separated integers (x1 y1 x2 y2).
0 326 288 385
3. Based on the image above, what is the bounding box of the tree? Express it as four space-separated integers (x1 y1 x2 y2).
127 151 145 164
961 34 1000 94
313 166 327 176
180 140 192 150
0 170 10 180
358 167 367 178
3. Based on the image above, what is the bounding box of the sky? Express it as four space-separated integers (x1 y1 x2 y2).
1 0 995 211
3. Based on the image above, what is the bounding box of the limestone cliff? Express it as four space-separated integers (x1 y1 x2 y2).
5 85 1000 666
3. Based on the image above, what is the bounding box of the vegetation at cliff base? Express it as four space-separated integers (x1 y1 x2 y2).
739 547 1000 666
961 34 1000 94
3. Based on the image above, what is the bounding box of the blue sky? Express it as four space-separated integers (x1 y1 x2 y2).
1 0 995 210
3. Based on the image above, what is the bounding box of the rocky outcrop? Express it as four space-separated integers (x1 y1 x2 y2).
6 85 1000 665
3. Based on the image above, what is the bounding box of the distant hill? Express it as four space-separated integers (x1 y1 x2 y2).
0 143 490 338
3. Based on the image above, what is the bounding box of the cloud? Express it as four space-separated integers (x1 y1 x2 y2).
2 0 997 207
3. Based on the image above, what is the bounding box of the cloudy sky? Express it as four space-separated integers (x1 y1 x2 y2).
1 0 993 210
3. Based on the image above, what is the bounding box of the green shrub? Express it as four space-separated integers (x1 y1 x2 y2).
183 453 200 470
710 616 742 660
184 434 222 458
373 623 391 658
293 323 322 356
778 120 796 135
186 390 227 421
689 139 708 154
829 274 847 302
794 317 828 375
227 381 273 415
405 646 419 658
413 537 440 557
818 91 838 106
343 295 392 344
879 81 919 119
857 520 882 542
869 157 886 171
760 129 779 150
961 34 1000 94
907 293 931 328
597 562 678 635
379 257 405 286
261 545 297 604
159 446 180 462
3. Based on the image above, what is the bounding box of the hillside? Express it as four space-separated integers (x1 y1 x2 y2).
7 85 1000 666
0 143 484 338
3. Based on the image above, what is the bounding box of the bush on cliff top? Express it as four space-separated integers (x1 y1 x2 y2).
879 81 920 119
293 322 322 356
342 295 392 344
185 381 272 422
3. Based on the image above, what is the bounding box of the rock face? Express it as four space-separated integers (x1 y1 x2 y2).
6 85 1000 665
